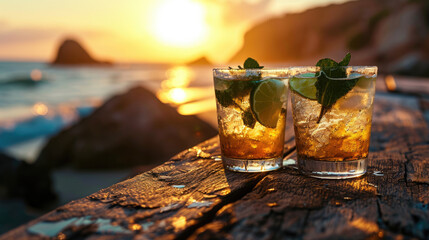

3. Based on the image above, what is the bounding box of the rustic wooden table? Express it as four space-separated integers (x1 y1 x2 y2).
2 77 429 240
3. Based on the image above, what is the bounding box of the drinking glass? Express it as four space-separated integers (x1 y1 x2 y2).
290 66 377 179
213 68 289 172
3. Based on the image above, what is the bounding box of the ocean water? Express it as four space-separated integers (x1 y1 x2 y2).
0 61 216 161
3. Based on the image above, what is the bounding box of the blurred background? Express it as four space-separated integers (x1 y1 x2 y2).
0 0 428 234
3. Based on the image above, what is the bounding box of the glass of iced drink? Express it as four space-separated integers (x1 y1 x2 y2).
290 66 377 179
213 68 289 172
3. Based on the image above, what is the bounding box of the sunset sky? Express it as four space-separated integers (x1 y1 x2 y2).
0 0 349 63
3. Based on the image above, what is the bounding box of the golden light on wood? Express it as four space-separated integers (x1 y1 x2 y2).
129 223 142 231
172 216 187 230
151 0 208 47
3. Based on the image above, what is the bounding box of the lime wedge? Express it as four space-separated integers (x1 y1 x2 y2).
289 76 317 100
250 78 286 128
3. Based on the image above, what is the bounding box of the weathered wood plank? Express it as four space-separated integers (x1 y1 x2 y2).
2 92 428 240
190 94 429 240
1 133 296 240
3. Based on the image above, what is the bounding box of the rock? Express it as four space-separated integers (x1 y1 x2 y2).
0 152 19 191
388 52 429 77
52 38 112 65
36 86 218 169
7 162 57 208
373 4 429 76
0 152 57 208
187 57 212 66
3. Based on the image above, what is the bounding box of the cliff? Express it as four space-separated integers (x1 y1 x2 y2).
230 0 429 76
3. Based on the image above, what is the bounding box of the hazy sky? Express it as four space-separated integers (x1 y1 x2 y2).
0 0 349 63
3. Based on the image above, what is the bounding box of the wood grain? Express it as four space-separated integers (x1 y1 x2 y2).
190 94 429 240
1 93 428 240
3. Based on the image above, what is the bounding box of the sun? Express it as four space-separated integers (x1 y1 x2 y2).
151 0 208 47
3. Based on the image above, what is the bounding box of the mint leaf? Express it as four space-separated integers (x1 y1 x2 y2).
316 58 338 68
339 53 351 66
221 57 263 128
242 108 256 128
243 58 263 69
315 53 357 123
229 80 259 98
215 90 234 107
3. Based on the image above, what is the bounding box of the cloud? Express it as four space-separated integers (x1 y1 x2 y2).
202 0 272 25
0 28 60 44
0 20 7 27
0 27 112 45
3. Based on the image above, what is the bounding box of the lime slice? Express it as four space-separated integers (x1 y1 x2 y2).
289 76 317 100
250 78 286 128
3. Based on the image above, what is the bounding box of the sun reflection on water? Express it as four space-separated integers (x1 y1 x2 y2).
30 69 42 81
162 66 193 89
159 88 188 104
178 98 215 115
157 66 216 116
32 102 48 116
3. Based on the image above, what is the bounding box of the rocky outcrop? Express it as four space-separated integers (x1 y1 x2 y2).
230 0 429 76
52 39 111 65
36 86 217 169
373 3 429 76
0 152 19 186
0 152 57 208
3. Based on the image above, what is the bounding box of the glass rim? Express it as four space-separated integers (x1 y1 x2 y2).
290 66 377 70
292 66 378 81
213 66 378 71
213 67 290 72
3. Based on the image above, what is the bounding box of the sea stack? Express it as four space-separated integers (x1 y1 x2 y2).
52 38 111 65
187 56 212 66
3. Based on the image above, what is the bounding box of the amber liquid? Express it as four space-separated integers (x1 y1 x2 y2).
291 77 375 162
215 77 287 160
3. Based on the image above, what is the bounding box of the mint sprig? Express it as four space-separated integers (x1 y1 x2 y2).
215 57 263 128
315 53 358 123
243 57 264 69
